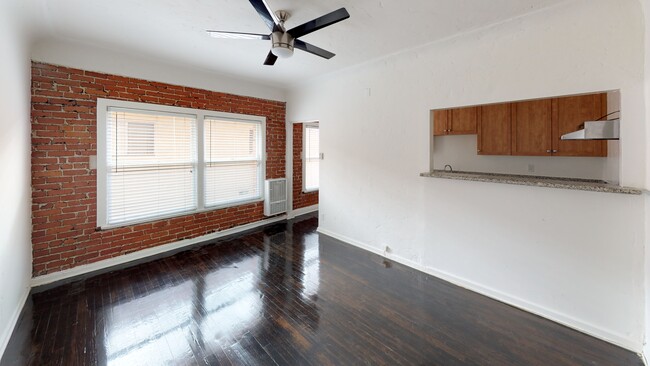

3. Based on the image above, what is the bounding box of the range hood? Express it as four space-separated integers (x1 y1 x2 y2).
561 119 620 140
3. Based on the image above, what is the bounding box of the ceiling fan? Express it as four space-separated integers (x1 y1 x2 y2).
207 0 350 65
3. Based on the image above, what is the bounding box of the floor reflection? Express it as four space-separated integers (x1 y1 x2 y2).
4 214 642 366
101 219 321 365
105 279 194 364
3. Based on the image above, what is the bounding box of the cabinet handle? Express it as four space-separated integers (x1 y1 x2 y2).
546 150 552 153
552 150 558 153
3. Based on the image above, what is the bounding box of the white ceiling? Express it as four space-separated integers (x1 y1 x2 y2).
27 0 568 88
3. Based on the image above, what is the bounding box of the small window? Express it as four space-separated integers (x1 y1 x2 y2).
303 123 319 192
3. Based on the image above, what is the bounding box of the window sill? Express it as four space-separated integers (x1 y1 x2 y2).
98 197 264 230
302 189 319 194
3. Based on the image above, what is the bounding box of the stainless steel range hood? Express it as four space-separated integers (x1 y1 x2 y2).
560 119 620 140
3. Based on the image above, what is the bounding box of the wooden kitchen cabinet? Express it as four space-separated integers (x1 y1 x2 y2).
433 109 450 136
435 92 608 158
512 99 554 156
552 94 607 157
509 93 607 157
450 106 478 135
477 103 511 155
433 106 478 136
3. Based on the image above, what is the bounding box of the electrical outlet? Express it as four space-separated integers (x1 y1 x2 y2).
527 164 535 173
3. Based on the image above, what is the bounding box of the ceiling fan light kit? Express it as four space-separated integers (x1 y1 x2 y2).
271 31 294 58
206 0 350 65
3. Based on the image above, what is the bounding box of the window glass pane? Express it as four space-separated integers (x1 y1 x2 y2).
304 125 319 190
106 109 197 225
204 118 262 207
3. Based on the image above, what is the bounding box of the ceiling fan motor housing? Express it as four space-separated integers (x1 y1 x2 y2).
271 31 294 58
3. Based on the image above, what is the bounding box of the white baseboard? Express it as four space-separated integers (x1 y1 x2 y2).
31 215 287 288
317 227 642 353
0 287 29 360
288 204 318 219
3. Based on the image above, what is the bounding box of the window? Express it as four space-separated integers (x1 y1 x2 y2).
97 99 265 228
204 118 262 207
303 123 319 192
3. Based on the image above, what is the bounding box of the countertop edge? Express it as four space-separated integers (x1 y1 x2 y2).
420 171 644 195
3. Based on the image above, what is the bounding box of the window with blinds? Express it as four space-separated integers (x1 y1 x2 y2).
204 118 262 207
97 99 266 228
303 123 319 191
106 108 198 225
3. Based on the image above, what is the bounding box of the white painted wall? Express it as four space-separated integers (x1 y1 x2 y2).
288 0 647 352
31 39 287 102
0 0 34 359
641 0 650 362
646 192 650 364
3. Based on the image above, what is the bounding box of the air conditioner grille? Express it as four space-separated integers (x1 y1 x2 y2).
264 179 287 216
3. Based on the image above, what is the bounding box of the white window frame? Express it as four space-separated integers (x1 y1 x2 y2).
302 122 319 193
97 98 266 229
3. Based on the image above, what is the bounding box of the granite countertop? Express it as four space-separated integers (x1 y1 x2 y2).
420 170 643 195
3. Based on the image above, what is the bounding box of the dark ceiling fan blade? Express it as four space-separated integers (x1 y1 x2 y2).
249 0 283 32
263 51 278 65
206 31 270 40
288 8 350 39
294 39 335 59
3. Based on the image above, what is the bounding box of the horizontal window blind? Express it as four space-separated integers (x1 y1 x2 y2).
106 108 197 225
204 118 263 207
304 124 319 191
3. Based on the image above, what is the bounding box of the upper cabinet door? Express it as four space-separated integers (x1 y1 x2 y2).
553 94 607 157
449 106 478 135
512 99 553 156
478 103 511 155
433 109 450 136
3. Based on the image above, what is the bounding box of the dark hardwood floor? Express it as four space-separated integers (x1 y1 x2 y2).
2 214 643 365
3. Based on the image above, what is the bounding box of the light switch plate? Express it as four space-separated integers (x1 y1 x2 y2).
89 155 97 170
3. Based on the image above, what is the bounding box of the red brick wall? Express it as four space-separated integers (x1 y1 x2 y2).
31 62 286 276
292 123 319 210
